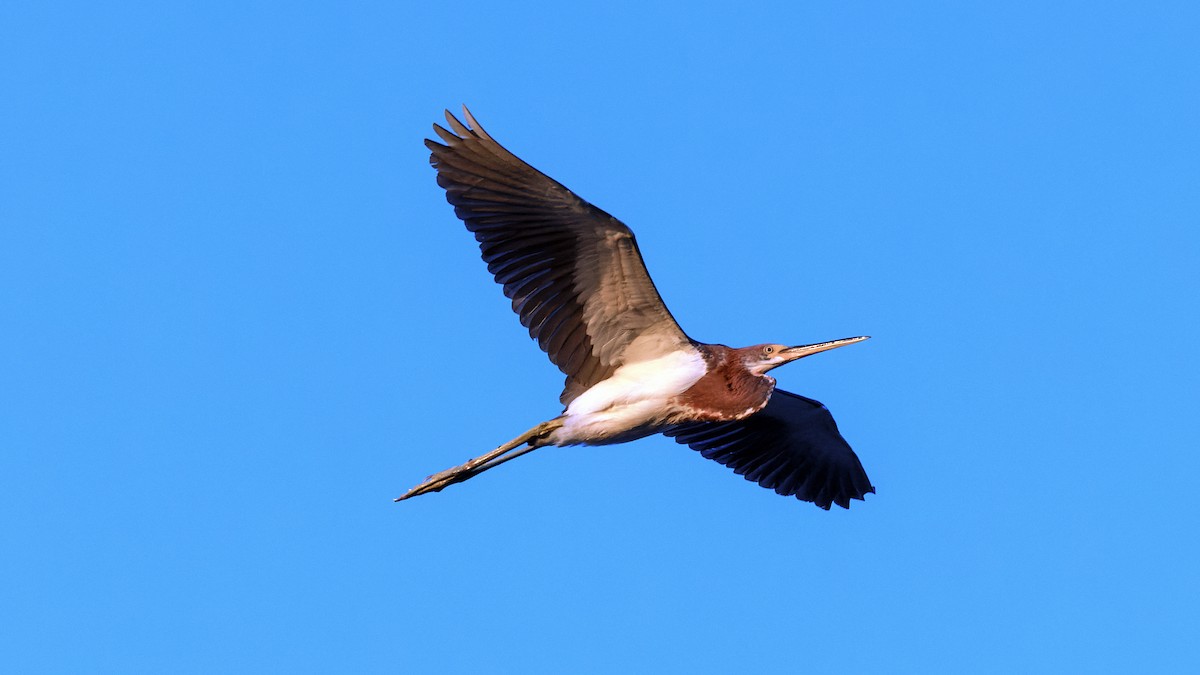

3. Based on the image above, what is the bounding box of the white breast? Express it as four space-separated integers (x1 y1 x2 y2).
554 349 708 445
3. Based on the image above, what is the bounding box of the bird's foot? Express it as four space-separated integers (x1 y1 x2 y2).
394 459 484 502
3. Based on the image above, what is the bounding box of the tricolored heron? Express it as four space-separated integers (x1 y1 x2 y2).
397 108 874 509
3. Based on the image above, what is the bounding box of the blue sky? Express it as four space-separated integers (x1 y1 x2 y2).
3 1 1198 672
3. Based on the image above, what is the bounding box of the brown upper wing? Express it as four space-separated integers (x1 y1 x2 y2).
426 108 691 405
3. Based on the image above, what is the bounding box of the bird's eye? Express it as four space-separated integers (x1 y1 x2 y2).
763 346 774 357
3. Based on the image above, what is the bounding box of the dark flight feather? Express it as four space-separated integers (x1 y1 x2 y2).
664 390 874 509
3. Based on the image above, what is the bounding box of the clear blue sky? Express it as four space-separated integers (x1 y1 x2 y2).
3 2 1198 673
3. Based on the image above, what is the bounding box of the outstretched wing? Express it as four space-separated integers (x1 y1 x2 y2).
664 390 874 509
426 108 691 405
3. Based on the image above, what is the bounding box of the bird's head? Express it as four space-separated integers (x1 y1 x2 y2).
743 336 870 376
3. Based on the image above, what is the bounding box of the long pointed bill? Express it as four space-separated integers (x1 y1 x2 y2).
781 335 870 362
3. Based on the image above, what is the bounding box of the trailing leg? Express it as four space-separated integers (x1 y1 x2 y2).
394 418 563 502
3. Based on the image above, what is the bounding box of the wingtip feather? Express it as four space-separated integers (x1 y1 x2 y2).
462 105 492 140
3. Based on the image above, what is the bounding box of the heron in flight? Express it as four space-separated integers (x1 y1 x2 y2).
397 108 874 509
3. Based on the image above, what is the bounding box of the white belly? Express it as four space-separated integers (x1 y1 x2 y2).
552 349 707 445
